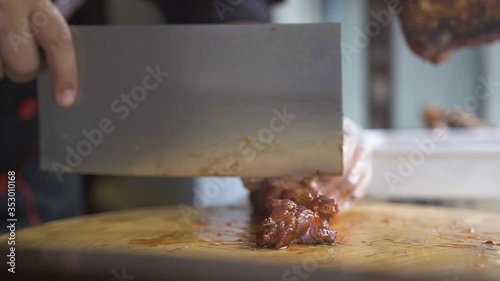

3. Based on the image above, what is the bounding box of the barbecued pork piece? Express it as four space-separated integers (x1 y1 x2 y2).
255 186 338 249
399 0 500 63
245 119 372 249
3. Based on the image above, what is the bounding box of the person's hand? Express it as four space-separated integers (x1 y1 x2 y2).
0 0 77 107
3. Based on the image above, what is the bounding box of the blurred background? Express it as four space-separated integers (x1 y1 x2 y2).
68 0 500 213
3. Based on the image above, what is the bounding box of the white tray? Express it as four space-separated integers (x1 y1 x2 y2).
365 128 500 199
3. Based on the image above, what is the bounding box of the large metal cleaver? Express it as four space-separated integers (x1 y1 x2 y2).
38 23 343 178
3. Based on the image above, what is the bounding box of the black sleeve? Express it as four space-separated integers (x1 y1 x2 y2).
152 0 274 24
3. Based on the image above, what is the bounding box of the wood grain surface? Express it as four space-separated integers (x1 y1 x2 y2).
2 201 499 279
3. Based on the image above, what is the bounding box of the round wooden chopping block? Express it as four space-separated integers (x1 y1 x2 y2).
1 201 499 278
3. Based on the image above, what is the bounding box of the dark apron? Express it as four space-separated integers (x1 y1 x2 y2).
0 80 84 231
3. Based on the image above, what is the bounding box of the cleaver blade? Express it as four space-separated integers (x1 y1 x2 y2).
38 23 343 178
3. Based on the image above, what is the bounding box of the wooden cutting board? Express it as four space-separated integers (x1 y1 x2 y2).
2 201 500 278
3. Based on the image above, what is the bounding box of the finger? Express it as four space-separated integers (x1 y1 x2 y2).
33 0 77 107
0 1 40 83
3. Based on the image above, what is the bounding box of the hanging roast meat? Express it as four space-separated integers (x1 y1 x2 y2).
399 0 500 63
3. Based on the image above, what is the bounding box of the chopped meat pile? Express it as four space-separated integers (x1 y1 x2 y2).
399 0 500 63
249 178 338 249
245 119 373 249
